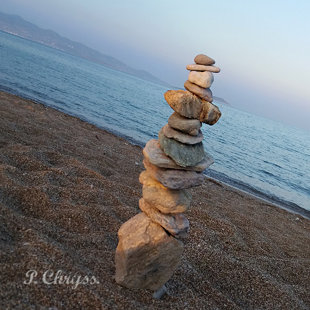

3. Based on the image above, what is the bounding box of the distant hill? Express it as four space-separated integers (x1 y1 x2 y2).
0 11 171 87
213 96 230 105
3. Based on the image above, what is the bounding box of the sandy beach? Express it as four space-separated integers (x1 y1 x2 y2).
0 90 309 309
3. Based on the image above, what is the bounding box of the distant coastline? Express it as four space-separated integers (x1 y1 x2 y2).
0 11 171 87
0 12 231 105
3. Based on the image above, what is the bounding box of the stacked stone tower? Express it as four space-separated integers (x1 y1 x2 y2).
115 54 221 297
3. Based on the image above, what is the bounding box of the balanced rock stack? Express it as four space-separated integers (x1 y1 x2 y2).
115 54 221 296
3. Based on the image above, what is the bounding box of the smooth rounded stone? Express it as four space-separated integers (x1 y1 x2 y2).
143 158 205 189
168 112 201 136
159 129 205 167
153 284 167 299
194 54 215 65
164 90 202 119
186 64 220 73
188 71 214 89
162 124 203 145
165 89 220 125
139 199 189 238
115 212 183 291
184 80 213 102
139 170 191 214
143 139 213 172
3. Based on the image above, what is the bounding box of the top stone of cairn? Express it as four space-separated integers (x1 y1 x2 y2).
194 54 215 66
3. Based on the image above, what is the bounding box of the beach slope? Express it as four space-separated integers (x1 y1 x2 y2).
0 91 309 309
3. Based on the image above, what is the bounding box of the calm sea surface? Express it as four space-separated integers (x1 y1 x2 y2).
1 31 309 214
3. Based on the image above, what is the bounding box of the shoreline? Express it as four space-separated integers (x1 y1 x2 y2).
205 170 310 220
208 175 310 220
1 87 309 219
1 90 310 308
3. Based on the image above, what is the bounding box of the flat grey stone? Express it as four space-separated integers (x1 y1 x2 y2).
184 80 213 102
162 124 203 144
168 112 201 136
159 129 205 167
139 199 189 238
143 158 205 189
143 139 214 172
139 170 192 214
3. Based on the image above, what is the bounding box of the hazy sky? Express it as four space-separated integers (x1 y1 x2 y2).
2 0 310 131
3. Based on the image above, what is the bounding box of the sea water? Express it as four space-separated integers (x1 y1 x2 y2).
0 31 309 214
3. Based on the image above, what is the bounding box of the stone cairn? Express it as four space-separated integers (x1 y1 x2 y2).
115 54 222 298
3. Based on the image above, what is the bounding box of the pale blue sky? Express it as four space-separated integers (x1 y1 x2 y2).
1 0 310 131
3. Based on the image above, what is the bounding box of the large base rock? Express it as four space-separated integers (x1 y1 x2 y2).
115 213 183 290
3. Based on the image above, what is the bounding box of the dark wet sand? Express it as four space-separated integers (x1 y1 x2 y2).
0 91 309 309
